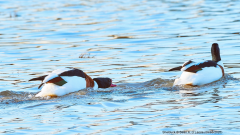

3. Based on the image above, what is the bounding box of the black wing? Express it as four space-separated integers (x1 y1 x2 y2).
29 75 47 81
169 66 182 71
169 60 194 71
59 68 86 78
184 60 218 73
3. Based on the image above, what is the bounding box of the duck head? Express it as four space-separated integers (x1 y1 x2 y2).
211 43 221 62
93 78 117 88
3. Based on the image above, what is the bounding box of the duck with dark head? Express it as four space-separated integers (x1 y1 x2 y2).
169 43 224 86
29 67 117 98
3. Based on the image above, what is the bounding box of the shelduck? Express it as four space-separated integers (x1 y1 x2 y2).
169 43 224 86
29 67 117 97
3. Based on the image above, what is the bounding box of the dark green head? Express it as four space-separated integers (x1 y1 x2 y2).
211 43 221 62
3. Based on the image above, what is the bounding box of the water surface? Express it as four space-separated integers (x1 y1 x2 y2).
1 0 240 134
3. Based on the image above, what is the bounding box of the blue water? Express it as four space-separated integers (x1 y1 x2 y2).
1 0 240 134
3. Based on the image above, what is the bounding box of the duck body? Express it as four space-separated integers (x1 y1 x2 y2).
35 76 91 97
173 60 224 86
169 43 224 86
29 67 116 97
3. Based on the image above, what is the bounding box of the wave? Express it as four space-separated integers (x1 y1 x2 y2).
0 73 238 105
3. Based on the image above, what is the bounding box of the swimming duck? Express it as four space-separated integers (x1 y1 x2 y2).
169 43 224 86
29 67 117 97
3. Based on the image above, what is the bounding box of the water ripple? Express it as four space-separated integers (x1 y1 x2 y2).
1 0 240 134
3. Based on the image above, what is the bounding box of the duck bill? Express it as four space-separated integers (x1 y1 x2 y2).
110 84 117 87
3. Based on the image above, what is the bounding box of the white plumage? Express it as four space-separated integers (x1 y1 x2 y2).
30 67 115 98
35 76 89 97
169 43 224 86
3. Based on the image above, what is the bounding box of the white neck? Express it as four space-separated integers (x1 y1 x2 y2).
93 81 98 90
217 61 224 67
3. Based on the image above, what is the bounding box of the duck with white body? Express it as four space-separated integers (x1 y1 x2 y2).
169 43 224 86
29 68 117 97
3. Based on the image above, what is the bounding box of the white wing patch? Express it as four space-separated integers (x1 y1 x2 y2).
42 68 72 83
52 68 72 75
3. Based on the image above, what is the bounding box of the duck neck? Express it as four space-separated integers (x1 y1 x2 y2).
93 81 99 90
211 43 221 62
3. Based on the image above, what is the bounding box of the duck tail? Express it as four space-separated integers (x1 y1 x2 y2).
169 66 182 71
29 75 47 81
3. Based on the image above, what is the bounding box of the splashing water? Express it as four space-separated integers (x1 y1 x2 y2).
0 73 237 106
